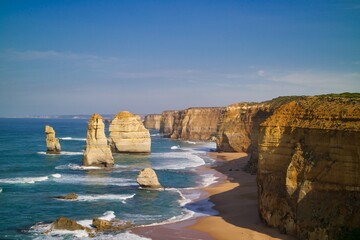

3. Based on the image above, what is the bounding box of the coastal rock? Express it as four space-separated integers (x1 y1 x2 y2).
136 168 162 188
109 111 151 153
83 113 114 167
53 192 78 200
144 114 162 130
257 95 360 239
45 125 61 154
92 218 133 232
50 216 91 232
159 110 178 137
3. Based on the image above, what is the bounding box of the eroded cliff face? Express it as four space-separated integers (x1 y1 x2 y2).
257 96 360 239
217 97 301 174
169 107 224 141
109 111 151 153
144 114 162 130
83 113 114 167
159 110 178 137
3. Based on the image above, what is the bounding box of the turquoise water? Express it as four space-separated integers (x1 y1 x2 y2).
0 118 216 239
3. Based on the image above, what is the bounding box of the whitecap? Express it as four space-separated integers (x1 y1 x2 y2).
57 194 135 203
0 176 48 184
151 152 206 170
185 141 197 144
37 151 83 156
59 137 86 141
150 133 160 137
170 145 180 150
55 164 101 170
52 174 137 187
51 174 62 178
99 211 116 221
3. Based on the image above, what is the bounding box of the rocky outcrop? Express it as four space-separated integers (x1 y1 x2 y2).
92 218 133 232
257 95 360 239
50 217 92 233
109 111 151 153
83 113 114 167
136 168 162 188
159 110 178 137
53 192 78 200
144 114 161 130
45 125 61 154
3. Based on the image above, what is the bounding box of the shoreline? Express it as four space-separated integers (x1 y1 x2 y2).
132 152 295 240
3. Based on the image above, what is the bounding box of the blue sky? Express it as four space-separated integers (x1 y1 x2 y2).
0 0 359 116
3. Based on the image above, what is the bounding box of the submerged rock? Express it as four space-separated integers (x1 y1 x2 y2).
83 113 114 167
136 168 162 188
45 125 61 154
53 192 78 200
109 111 151 153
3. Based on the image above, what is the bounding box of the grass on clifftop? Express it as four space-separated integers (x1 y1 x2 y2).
317 92 360 99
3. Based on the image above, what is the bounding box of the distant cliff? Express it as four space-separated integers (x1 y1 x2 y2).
159 108 224 141
257 95 360 239
144 114 162 130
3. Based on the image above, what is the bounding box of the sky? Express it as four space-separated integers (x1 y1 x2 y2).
0 0 359 116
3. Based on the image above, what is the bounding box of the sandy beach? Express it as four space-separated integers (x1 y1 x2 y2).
133 152 295 240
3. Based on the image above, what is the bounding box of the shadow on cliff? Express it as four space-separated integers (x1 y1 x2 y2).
188 154 295 239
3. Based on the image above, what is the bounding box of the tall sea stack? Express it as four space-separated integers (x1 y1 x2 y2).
45 125 61 154
83 113 114 167
109 111 151 153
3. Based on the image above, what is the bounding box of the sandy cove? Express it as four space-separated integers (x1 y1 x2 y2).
132 152 295 240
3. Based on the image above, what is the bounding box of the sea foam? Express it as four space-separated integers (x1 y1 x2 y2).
59 137 86 141
37 151 83 156
0 176 49 184
55 164 102 170
56 194 135 203
52 174 137 187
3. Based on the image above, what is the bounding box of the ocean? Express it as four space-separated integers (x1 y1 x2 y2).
0 118 217 239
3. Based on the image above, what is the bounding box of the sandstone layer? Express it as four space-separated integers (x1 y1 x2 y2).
144 114 162 130
83 113 114 167
109 111 151 153
257 96 360 239
136 168 162 188
45 125 61 154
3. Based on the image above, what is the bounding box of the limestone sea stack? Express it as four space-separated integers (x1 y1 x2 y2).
45 125 61 154
136 168 162 188
83 113 114 167
144 114 162 130
109 111 151 153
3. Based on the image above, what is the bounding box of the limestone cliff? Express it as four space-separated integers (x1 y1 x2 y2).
216 97 301 173
45 125 61 154
144 114 162 130
159 110 178 137
109 111 151 153
169 107 224 141
257 95 360 239
83 113 114 167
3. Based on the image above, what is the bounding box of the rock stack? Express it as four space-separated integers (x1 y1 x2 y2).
136 168 162 188
45 125 61 154
83 113 114 167
144 114 162 130
109 111 151 153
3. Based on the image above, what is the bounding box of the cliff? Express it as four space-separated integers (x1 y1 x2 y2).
167 107 224 141
109 111 151 153
83 113 114 167
216 97 301 173
159 110 178 137
45 125 61 154
257 95 360 239
144 114 162 130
